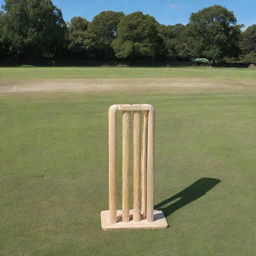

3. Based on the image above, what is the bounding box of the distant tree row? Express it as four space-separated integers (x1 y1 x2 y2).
0 0 255 65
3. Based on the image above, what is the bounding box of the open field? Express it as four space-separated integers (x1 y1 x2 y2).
0 66 256 80
1 77 256 93
0 67 255 255
0 67 256 93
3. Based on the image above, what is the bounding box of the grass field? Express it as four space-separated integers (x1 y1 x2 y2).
0 67 255 256
0 66 256 79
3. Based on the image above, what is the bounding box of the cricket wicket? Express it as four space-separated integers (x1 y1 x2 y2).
101 104 168 230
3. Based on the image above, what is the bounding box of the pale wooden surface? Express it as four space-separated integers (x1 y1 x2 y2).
133 112 141 222
146 108 154 222
141 111 148 219
113 104 153 112
108 105 117 223
107 104 156 227
122 111 131 222
101 210 168 230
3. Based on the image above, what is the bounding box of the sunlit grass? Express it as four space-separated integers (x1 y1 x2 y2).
0 90 255 256
0 66 255 79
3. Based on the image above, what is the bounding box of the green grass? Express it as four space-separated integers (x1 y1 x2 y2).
0 66 256 79
0 91 255 256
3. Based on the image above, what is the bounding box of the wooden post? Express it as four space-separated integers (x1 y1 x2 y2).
146 107 154 222
133 112 141 221
141 111 148 219
108 105 117 224
122 111 131 222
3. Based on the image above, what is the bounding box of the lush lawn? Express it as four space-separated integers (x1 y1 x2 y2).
0 66 256 80
0 90 255 256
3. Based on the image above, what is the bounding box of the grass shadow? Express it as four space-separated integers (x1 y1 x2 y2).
155 177 221 217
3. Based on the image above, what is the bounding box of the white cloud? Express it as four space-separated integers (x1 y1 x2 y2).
169 4 183 8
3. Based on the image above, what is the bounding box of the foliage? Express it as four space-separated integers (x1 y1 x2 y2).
0 1 254 65
2 0 67 58
0 11 8 56
67 16 89 56
159 24 190 60
187 5 241 64
112 12 162 60
240 25 256 64
84 11 124 59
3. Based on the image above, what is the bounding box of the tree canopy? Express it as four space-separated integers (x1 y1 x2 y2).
0 1 255 65
187 5 241 64
112 12 161 60
0 11 8 57
68 16 89 56
84 11 124 59
160 24 189 60
240 25 256 64
2 0 66 58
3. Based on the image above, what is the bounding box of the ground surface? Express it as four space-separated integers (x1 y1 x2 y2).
0 67 255 256
0 67 256 93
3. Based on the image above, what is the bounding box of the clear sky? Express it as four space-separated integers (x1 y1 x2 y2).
1 0 255 28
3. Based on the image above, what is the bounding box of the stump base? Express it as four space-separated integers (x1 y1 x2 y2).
100 210 168 230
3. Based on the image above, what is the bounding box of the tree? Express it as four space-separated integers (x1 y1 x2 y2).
160 24 190 60
2 0 67 59
187 5 241 64
112 12 162 60
84 11 124 59
0 12 8 57
240 25 256 64
68 16 89 56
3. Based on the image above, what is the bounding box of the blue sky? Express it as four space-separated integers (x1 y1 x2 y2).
1 0 255 28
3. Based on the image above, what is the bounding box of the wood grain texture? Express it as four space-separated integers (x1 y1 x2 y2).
106 104 156 226
108 105 118 224
133 112 141 221
122 111 131 222
141 111 148 219
146 108 154 222
101 210 168 230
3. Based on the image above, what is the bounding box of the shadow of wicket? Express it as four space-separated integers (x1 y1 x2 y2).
155 177 221 217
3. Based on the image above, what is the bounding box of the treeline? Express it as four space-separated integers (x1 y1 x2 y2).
0 0 255 66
